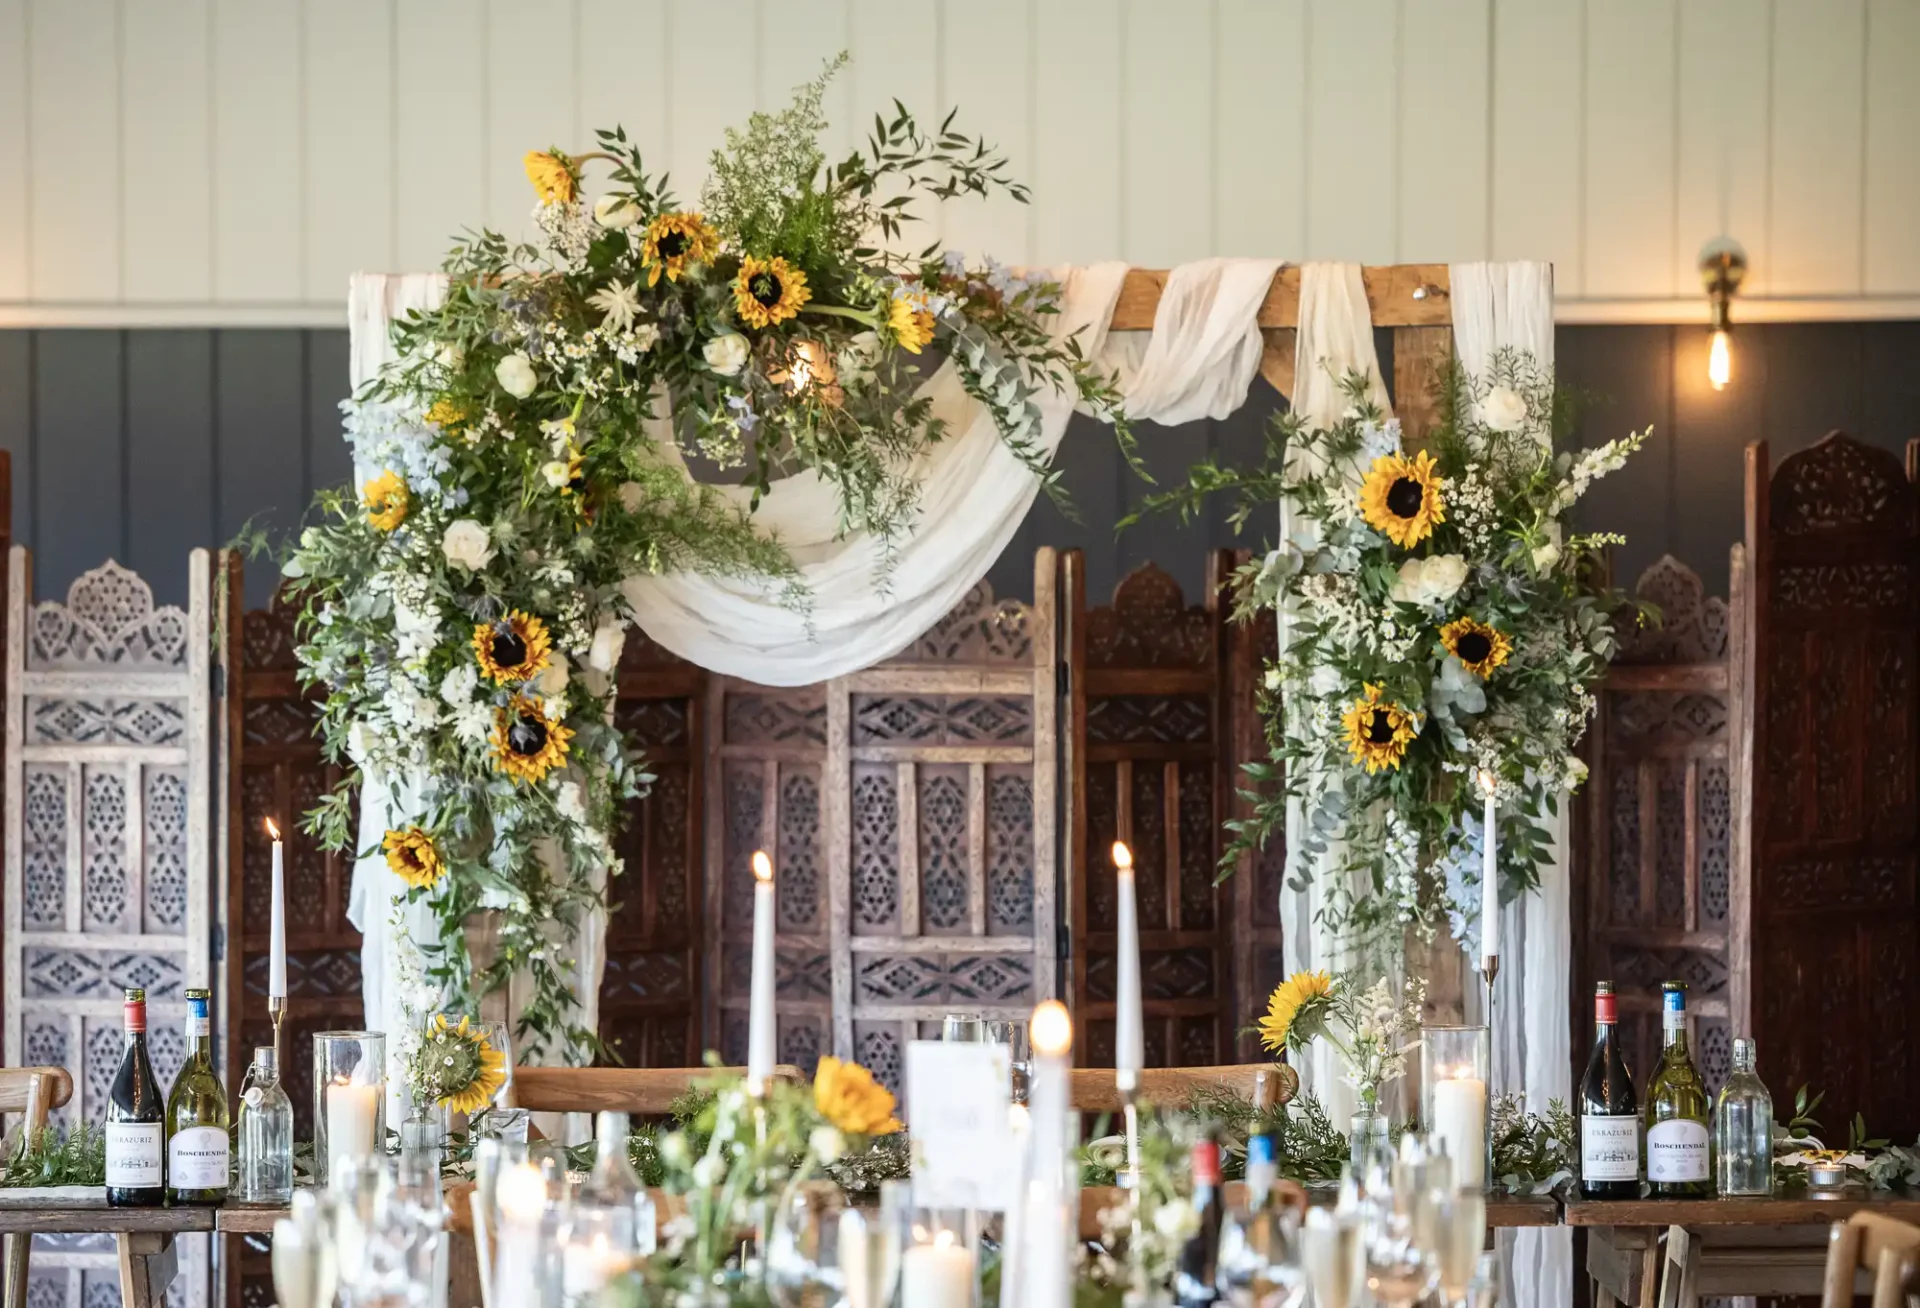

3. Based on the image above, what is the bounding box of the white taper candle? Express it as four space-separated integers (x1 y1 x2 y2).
1111 841 1143 1094
1023 1001 1076 1308
746 850 777 1095
267 819 288 1001
1479 771 1500 965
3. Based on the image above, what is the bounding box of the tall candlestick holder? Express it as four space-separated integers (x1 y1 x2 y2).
268 995 287 1074
1480 954 1500 1068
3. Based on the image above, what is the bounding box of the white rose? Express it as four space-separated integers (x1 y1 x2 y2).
1563 756 1590 790
495 352 538 398
1390 554 1469 606
440 518 495 571
617 481 644 513
587 620 626 673
536 654 570 699
1481 385 1528 433
702 332 749 377
593 194 640 229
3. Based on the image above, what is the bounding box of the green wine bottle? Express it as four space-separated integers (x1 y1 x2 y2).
165 988 230 1205
1644 981 1710 1197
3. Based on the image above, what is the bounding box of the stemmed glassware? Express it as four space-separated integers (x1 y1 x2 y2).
1299 1205 1362 1308
1217 1200 1306 1307
765 1179 853 1307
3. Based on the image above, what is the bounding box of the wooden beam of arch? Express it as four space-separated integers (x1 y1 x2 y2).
1108 264 1452 331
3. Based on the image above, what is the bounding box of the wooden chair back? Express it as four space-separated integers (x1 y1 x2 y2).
1068 1065 1276 1114
1823 1212 1920 1308
2 1066 75 1308
507 1064 805 1115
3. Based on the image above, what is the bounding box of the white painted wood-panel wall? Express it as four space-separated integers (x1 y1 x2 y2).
1 0 1917 326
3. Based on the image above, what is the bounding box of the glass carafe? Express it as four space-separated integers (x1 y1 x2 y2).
236 1045 294 1204
1712 1036 1773 1196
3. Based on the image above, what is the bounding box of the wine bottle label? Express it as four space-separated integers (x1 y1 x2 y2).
1646 1118 1709 1181
1581 1114 1640 1181
169 1126 230 1188
105 1122 163 1187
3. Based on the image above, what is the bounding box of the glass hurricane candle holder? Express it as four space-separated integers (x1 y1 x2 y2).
1420 1025 1491 1190
313 1030 387 1187
900 1210 977 1308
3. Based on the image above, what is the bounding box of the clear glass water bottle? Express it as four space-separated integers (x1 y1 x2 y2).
236 1045 294 1204
1711 1036 1773 1196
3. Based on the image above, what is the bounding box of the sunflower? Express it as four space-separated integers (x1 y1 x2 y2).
425 1014 508 1116
639 212 718 286
733 255 811 329
1357 450 1446 548
523 150 576 205
885 289 936 353
1341 683 1417 773
813 1056 903 1136
491 694 573 783
383 826 444 891
1258 970 1336 1054
1440 616 1513 679
472 612 553 685
362 470 409 532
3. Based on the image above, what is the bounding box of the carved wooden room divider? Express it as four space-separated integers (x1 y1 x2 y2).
1742 433 1920 1137
1573 555 1751 1096
703 551 1060 1095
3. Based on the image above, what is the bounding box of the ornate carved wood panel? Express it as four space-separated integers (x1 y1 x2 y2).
1744 433 1920 1136
3 549 213 1308
602 632 706 1069
1575 555 1749 1096
1064 554 1239 1071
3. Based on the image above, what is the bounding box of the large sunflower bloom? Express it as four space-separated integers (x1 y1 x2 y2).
1358 450 1446 548
1258 970 1335 1054
383 826 443 891
1341 683 1417 773
432 1015 508 1115
885 290 936 353
640 212 717 286
733 255 811 329
1440 617 1513 679
491 694 573 783
362 470 409 532
524 150 576 205
473 612 553 685
813 1056 903 1136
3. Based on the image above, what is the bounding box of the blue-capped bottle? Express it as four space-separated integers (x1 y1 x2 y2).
165 987 231 1205
1643 981 1710 1197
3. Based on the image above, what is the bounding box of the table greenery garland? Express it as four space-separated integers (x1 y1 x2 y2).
1140 357 1647 953
280 57 1127 1059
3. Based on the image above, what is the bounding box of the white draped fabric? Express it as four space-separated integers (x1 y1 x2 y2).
1449 261 1571 1308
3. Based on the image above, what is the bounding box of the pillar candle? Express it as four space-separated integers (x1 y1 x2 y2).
267 820 287 1001
1111 842 1142 1095
900 1232 974 1308
325 1079 380 1179
746 850 776 1095
1432 1072 1489 1188
1023 1001 1076 1308
493 1163 547 1308
1479 772 1500 965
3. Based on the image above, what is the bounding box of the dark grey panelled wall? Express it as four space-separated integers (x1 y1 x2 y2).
0 323 1915 611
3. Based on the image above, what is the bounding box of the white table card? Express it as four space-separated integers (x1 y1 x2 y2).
905 1041 1016 1211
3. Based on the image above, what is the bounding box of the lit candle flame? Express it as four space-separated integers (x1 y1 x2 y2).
751 850 773 884
495 1162 547 1223
1479 769 1497 798
1111 840 1133 873
265 818 281 840
1030 999 1072 1057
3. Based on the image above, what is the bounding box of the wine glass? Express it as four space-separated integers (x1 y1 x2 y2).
839 1184 907 1308
1217 1201 1306 1308
765 1179 850 1308
1300 1207 1362 1308
1432 1189 1487 1307
1465 1250 1503 1308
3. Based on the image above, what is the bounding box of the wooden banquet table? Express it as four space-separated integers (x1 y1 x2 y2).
1567 1191 1920 1306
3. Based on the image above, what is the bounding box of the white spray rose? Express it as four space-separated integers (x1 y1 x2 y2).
702 332 749 377
592 194 640 229
495 352 538 398
536 654 570 699
1390 554 1469 607
587 620 626 673
1481 385 1528 433
440 519 495 570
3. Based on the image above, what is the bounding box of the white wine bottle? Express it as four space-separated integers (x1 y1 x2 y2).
105 988 166 1207
1643 981 1710 1197
165 987 231 1205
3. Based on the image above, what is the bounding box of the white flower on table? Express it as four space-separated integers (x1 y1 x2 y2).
495 352 538 399
441 518 495 571
702 332 749 377
1481 385 1529 432
1390 553 1469 607
588 280 642 332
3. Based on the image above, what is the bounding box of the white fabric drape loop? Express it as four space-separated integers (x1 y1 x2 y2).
1101 257 1285 425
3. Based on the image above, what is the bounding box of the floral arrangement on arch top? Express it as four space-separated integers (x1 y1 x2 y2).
282 56 1127 1061
1140 354 1647 953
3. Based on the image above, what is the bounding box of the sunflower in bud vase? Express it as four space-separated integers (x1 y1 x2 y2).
1260 969 1425 1129
282 52 1130 1061
405 1014 507 1116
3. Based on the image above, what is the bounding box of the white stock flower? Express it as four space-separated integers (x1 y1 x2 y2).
592 194 640 229
702 332 749 377
440 518 495 570
1481 385 1528 432
495 352 538 399
587 620 626 673
1390 554 1469 607
1532 523 1565 574
555 781 586 824
536 654 570 699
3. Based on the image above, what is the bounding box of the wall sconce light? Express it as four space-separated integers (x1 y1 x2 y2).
1698 237 1747 391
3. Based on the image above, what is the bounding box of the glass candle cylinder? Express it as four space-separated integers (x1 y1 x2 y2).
901 1211 977 1308
1420 1025 1491 1189
313 1030 387 1186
